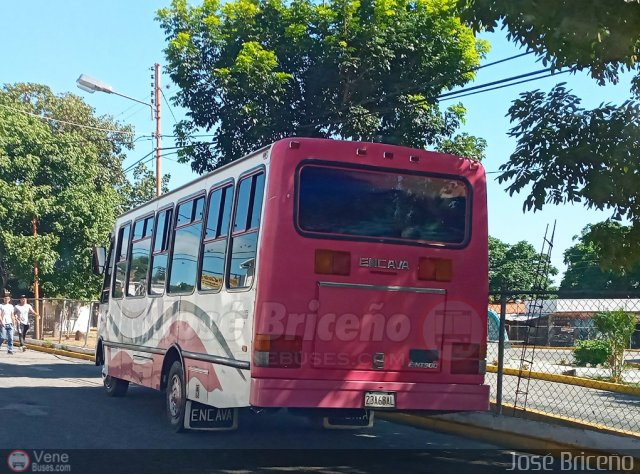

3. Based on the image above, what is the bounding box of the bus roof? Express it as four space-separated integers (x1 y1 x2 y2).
118 142 273 220
117 137 483 220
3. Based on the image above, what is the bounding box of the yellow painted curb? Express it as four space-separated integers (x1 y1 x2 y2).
378 412 638 461
495 402 640 440
509 345 640 353
487 364 640 397
510 345 575 351
26 343 95 362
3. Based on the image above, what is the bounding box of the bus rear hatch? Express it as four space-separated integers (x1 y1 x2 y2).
311 282 447 372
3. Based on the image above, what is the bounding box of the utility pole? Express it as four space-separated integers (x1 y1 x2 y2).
32 215 41 340
153 63 162 197
77 67 163 196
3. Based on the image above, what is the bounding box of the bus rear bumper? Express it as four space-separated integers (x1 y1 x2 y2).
250 378 490 411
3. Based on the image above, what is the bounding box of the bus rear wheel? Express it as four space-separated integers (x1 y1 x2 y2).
166 361 186 432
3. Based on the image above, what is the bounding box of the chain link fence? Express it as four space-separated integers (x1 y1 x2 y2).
22 298 99 349
488 291 640 437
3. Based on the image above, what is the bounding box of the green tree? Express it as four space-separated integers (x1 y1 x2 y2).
593 310 637 383
157 0 489 173
560 223 640 292
0 83 132 299
458 0 640 84
497 84 640 270
459 1 640 270
489 236 557 298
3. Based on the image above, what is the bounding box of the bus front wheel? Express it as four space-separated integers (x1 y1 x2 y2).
103 370 129 397
166 361 186 432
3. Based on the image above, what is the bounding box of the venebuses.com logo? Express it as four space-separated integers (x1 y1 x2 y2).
7 450 30 473
7 450 71 472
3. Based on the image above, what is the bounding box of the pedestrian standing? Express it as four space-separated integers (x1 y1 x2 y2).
0 291 17 354
15 295 37 352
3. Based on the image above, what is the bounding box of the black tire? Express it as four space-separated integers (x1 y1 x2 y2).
103 373 129 397
101 347 129 397
166 360 186 432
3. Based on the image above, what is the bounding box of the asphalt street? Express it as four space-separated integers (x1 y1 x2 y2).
0 349 609 473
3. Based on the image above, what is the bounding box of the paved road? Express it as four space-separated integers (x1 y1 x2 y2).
486 372 640 433
0 349 585 474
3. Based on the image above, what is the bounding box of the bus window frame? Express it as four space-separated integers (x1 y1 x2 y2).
225 165 265 293
198 179 234 295
100 235 115 304
112 220 132 300
148 204 175 298
125 212 155 299
293 159 474 249
167 190 207 296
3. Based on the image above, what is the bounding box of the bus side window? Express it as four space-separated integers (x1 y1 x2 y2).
112 223 131 299
127 215 154 297
169 195 205 294
228 172 264 289
200 184 233 292
101 236 115 304
149 207 173 296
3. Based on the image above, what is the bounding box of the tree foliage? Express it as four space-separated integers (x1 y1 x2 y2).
573 339 611 367
459 0 640 85
560 223 640 291
489 236 557 298
459 1 640 270
593 309 637 382
157 0 489 173
0 83 133 299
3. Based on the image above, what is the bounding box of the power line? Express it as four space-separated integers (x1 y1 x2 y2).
296 52 538 131
438 68 556 100
297 66 562 132
476 51 533 70
115 103 141 119
0 102 136 136
440 69 571 102
161 88 178 125
151 54 541 146
124 149 156 173
122 105 149 124
123 142 215 174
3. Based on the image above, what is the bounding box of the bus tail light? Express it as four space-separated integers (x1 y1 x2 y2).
417 258 452 281
254 334 302 368
315 249 351 275
451 343 484 374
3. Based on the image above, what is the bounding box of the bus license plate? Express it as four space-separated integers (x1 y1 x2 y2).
364 391 396 409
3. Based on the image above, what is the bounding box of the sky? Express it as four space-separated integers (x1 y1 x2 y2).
1 1 635 283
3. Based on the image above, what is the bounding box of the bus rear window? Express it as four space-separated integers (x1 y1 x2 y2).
298 165 469 245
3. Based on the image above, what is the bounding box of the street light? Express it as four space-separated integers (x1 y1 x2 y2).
76 66 162 197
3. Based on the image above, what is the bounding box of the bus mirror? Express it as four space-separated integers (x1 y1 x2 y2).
92 246 106 275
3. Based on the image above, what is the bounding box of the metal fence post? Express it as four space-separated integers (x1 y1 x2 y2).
496 291 507 416
83 302 91 348
58 299 66 343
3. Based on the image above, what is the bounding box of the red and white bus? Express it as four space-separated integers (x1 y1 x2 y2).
93 137 489 431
